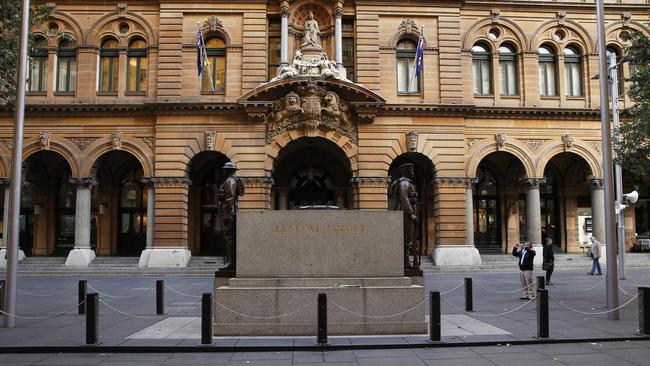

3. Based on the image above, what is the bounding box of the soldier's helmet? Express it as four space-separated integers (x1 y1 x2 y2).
222 162 238 170
399 163 414 174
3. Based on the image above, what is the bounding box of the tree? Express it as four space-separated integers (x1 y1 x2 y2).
0 1 50 108
615 30 650 176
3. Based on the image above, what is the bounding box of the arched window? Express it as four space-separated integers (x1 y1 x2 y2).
99 38 119 92
563 46 582 97
498 44 518 96
472 43 492 95
202 37 226 92
127 39 148 92
606 47 625 96
396 39 419 93
538 45 557 96
56 38 76 92
28 37 48 92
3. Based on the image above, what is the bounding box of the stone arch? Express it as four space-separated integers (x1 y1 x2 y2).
201 16 232 46
42 12 85 46
529 19 594 54
289 0 333 32
265 130 357 175
466 139 535 178
80 137 153 178
604 21 650 52
23 138 80 177
87 11 157 47
462 17 528 52
535 139 602 179
387 19 425 48
182 133 236 179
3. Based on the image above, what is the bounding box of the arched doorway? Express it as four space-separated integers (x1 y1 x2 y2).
388 153 435 256
92 150 146 256
21 151 76 256
188 151 231 255
473 152 526 253
273 137 352 209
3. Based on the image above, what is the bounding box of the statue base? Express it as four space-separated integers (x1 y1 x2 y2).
0 249 26 267
138 248 191 268
300 45 324 60
65 248 96 267
432 245 482 266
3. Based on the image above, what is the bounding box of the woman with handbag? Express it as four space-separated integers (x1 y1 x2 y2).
542 237 555 285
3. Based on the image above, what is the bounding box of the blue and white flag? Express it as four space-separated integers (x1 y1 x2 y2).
414 27 425 77
197 28 204 77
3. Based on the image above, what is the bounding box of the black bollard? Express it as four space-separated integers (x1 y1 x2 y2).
201 293 213 345
0 280 5 312
536 288 549 339
639 287 650 336
317 293 327 345
464 278 473 312
429 291 441 342
156 280 164 315
78 280 87 315
85 293 98 345
537 276 546 290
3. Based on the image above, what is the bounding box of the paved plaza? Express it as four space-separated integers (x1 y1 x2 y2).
0 267 649 365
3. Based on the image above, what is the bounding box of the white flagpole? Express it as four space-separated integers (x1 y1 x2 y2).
197 21 215 93
407 25 423 93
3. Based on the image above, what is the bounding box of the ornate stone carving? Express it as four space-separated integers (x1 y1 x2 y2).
520 177 546 188
406 131 418 152
69 177 97 188
590 141 602 153
622 12 632 27
557 11 566 26
111 132 123 150
67 137 97 151
0 138 12 151
491 8 501 24
267 83 355 143
45 2 56 13
140 137 153 149
152 177 191 189
302 11 321 48
433 176 468 188
495 133 506 151
272 50 346 81
39 132 51 150
590 178 604 189
204 131 216 151
281 7 291 18
520 139 546 152
334 8 343 19
466 177 479 189
204 16 224 33
467 138 478 149
399 19 419 36
239 177 274 188
117 3 127 17
562 133 574 151
351 177 391 188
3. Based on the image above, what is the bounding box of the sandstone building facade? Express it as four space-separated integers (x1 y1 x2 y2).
0 0 649 267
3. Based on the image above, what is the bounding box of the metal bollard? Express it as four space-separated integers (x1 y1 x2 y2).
317 293 327 345
85 293 99 345
0 280 5 312
464 278 473 312
536 288 549 339
537 276 546 290
78 280 87 315
639 287 650 335
429 291 441 342
156 280 165 315
201 293 213 345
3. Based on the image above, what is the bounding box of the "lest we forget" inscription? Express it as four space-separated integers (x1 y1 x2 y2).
237 210 403 278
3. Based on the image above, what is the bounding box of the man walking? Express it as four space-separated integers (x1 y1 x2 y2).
512 241 536 299
588 236 602 275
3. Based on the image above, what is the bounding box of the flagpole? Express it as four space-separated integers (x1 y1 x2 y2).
407 25 424 93
197 21 215 93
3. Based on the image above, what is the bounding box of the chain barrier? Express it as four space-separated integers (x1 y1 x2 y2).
165 285 203 299
213 299 315 320
87 284 154 299
549 294 639 315
17 286 77 298
439 281 465 295
0 300 86 320
473 281 535 294
98 298 201 319
327 297 426 319
440 295 535 317
556 278 606 293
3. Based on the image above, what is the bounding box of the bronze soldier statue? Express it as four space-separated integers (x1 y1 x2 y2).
391 163 420 269
218 162 244 270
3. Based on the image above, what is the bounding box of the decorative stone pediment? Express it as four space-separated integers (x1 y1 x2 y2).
238 78 386 141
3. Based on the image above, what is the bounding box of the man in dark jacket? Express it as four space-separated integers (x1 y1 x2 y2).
512 241 536 299
543 237 555 285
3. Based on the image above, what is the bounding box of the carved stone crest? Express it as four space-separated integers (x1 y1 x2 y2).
267 82 354 143
491 9 501 24
204 16 224 33
399 19 419 36
562 133 573 151
406 131 418 152
111 132 123 150
67 137 97 151
495 133 507 150
117 3 127 17
205 131 216 151
39 132 51 150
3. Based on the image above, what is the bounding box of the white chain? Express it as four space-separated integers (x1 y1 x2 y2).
165 285 203 299
98 298 201 319
473 281 535 294
441 296 535 317
550 294 639 315
327 298 426 319
214 300 315 320
0 300 85 320
17 286 77 297
88 285 154 299
440 281 465 295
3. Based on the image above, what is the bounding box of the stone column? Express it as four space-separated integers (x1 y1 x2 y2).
280 5 290 67
334 7 343 67
277 190 289 210
465 178 477 247
523 178 545 265
138 179 156 267
591 178 606 245
65 177 96 267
